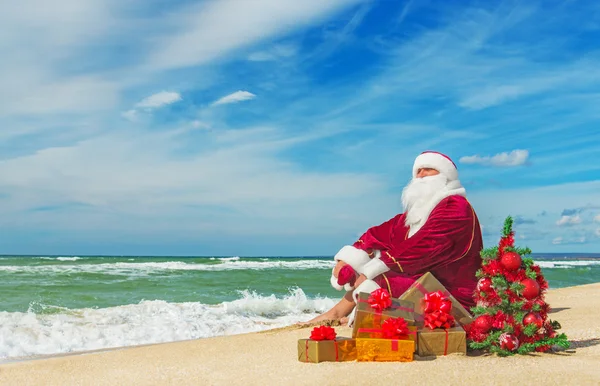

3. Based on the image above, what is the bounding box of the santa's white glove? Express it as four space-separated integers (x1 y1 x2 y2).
351 279 381 303
329 245 369 291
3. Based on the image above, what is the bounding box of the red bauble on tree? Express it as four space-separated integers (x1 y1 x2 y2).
472 314 493 333
499 333 519 351
500 251 522 271
523 312 544 329
520 278 540 300
477 277 493 292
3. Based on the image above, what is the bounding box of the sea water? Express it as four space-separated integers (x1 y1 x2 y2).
0 254 598 361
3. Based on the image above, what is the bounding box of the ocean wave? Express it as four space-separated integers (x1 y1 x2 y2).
38 256 82 261
535 260 600 269
0 288 335 360
0 259 334 275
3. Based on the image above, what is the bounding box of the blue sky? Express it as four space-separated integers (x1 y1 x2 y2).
1 0 599 256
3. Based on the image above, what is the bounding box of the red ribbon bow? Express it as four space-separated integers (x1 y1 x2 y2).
381 317 409 339
422 290 452 314
309 326 337 341
424 310 455 330
367 288 392 312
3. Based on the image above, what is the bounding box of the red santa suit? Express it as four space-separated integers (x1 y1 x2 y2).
336 151 483 312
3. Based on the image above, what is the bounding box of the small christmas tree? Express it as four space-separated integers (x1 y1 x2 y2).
466 216 570 356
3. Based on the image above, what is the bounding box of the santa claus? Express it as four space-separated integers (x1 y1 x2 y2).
312 151 483 325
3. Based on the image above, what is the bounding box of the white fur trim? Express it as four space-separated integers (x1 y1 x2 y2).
330 273 344 291
334 245 371 273
362 257 390 280
407 179 467 237
413 152 458 181
352 279 381 303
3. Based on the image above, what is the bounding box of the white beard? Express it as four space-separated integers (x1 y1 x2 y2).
401 174 466 237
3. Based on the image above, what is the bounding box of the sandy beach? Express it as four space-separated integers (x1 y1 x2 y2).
1 283 599 386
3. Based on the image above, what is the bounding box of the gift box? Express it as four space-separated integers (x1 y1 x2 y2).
355 325 418 352
298 326 357 363
356 338 414 362
351 291 415 338
399 272 473 326
298 337 356 363
417 326 466 357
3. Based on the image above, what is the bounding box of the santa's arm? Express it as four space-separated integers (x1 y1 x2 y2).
352 213 404 252
361 197 476 279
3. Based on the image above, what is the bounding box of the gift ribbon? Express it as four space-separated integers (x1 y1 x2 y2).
357 328 417 340
443 329 449 356
422 291 452 314
357 299 413 314
305 339 339 362
413 282 452 299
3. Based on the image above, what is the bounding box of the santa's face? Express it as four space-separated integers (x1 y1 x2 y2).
415 167 440 178
402 173 447 226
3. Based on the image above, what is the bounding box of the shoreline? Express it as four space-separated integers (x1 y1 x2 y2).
1 283 599 385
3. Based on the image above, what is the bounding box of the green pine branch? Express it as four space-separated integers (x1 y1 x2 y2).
502 216 513 237
481 247 498 261
516 333 570 354
492 276 508 291
522 324 539 337
516 247 532 256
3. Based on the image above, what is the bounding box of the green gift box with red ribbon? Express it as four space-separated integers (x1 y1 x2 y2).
351 288 416 339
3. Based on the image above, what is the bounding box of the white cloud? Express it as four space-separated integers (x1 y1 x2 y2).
595 228 600 237
121 110 138 121
0 1 125 117
135 91 182 109
191 121 211 130
248 44 298 61
552 236 587 245
212 91 256 106
148 0 363 70
594 214 600 223
0 126 387 237
459 149 529 167
556 215 582 226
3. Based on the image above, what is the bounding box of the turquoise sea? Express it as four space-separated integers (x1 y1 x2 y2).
0 253 598 361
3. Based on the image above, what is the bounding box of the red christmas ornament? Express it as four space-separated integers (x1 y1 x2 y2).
499 333 519 351
472 314 493 333
523 312 544 329
500 251 522 271
521 278 540 300
477 277 493 292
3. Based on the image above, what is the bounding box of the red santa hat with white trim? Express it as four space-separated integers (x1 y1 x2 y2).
412 151 458 181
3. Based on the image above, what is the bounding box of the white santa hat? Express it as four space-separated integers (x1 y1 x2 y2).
412 151 458 181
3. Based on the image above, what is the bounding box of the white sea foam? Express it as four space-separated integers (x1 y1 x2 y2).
535 260 600 269
56 256 82 261
0 259 334 275
0 288 335 361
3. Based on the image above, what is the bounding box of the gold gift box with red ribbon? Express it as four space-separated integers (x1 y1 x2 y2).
355 325 418 352
398 272 474 326
351 290 415 339
356 316 416 361
417 326 466 357
356 337 414 362
298 326 356 363
297 337 357 363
